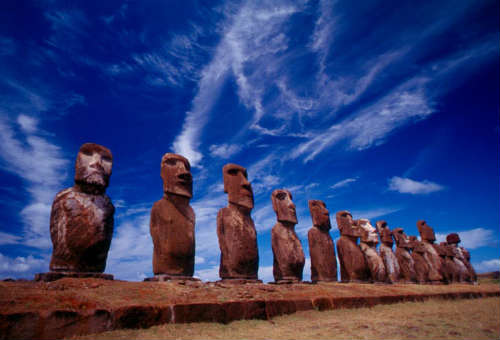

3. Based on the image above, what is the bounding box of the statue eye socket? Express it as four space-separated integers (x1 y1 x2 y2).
276 192 286 200
81 150 92 156
102 156 112 162
228 169 238 175
165 159 177 166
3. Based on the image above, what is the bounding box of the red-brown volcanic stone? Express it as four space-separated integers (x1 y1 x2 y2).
271 189 305 283
47 143 114 275
447 233 477 283
336 211 370 283
376 221 400 283
358 219 387 283
307 200 337 283
217 164 259 280
417 220 443 283
392 228 417 283
150 154 195 277
410 236 431 284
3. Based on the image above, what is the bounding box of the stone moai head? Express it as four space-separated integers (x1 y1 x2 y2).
417 220 436 243
409 236 424 253
439 242 454 258
358 219 379 244
446 233 460 245
392 228 410 249
271 189 297 224
376 220 394 246
160 153 192 198
74 143 113 192
336 210 360 238
223 163 253 210
308 200 331 231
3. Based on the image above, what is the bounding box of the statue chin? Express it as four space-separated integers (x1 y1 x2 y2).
83 173 108 188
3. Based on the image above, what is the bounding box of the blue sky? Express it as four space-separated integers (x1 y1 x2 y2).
0 0 498 282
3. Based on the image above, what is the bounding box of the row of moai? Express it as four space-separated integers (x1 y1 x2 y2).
35 144 477 285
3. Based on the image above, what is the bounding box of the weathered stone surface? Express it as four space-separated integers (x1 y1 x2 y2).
41 143 114 280
217 164 259 281
358 219 387 283
376 221 400 283
336 211 369 283
307 200 337 283
417 220 443 283
392 228 416 283
410 236 431 284
433 243 452 284
271 189 305 283
447 233 476 283
150 153 195 278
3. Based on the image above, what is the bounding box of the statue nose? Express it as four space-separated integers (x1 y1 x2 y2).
178 172 192 181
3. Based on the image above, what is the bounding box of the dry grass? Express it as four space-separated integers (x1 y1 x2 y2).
71 297 500 340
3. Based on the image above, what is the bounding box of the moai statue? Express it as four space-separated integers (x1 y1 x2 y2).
409 236 430 284
216 163 260 283
271 189 305 283
36 143 115 281
461 247 477 283
336 211 369 283
447 233 476 283
307 200 337 283
417 220 443 283
148 153 196 281
376 221 400 283
358 219 387 283
392 228 417 283
433 243 451 284
438 242 459 283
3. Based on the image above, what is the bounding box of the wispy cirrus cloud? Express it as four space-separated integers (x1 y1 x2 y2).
388 176 444 195
331 177 357 190
209 143 242 159
0 115 69 249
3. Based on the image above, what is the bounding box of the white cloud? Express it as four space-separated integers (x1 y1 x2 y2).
0 252 48 279
0 231 22 245
291 79 434 162
388 176 444 194
17 114 38 134
0 115 69 249
331 178 357 190
473 259 500 273
209 143 242 159
195 265 220 282
435 228 495 250
350 207 403 221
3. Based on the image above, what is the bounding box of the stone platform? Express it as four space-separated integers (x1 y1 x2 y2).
0 279 498 340
34 272 114 282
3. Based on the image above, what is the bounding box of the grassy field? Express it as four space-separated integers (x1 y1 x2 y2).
71 296 500 340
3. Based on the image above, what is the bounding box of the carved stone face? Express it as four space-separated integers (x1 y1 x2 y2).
223 163 253 210
271 189 297 224
392 228 410 249
376 220 393 246
336 210 360 238
358 219 379 244
74 143 113 189
308 200 331 230
439 242 454 257
417 220 436 243
160 153 192 198
446 233 460 245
